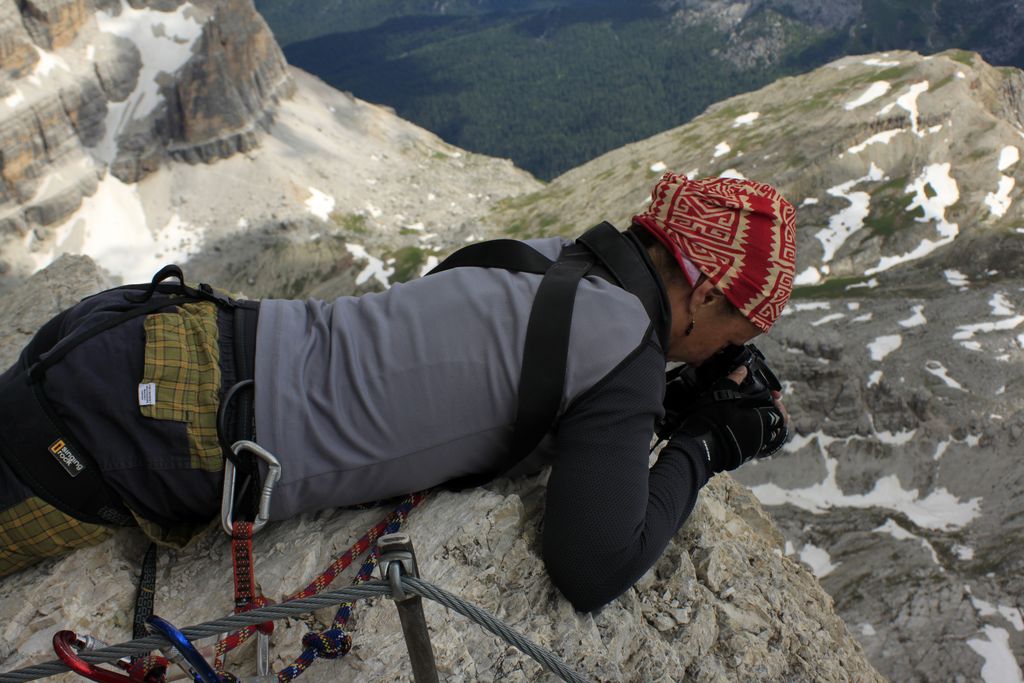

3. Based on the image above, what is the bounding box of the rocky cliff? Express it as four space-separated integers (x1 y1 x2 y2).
1 2 1018 679
0 258 883 682
487 49 1024 682
0 0 540 293
0 0 293 282
0 5 886 676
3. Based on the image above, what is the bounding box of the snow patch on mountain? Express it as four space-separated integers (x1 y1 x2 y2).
733 112 760 126
945 269 969 287
844 81 891 110
989 292 1015 315
967 626 1024 683
794 267 821 285
92 1 205 165
874 518 941 567
867 163 959 274
816 163 885 263
345 243 393 287
953 543 974 560
811 313 844 326
896 81 930 136
751 432 982 531
30 45 71 83
924 360 965 390
305 187 336 221
985 146 1019 218
798 543 838 578
898 305 927 328
997 146 1020 171
24 174 202 282
846 129 903 155
868 334 901 361
953 316 1024 341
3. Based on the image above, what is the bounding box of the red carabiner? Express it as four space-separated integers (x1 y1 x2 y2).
52 631 135 683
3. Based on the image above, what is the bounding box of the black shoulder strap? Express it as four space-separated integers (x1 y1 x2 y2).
428 239 553 275
577 222 670 350
512 247 592 460
430 229 665 487
430 238 594 488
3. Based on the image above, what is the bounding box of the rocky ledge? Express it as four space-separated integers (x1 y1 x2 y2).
0 256 885 682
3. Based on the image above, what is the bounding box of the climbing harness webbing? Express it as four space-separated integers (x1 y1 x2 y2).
428 222 669 485
132 543 159 640
229 521 274 636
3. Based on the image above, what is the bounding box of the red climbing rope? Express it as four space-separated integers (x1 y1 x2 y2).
214 491 427 676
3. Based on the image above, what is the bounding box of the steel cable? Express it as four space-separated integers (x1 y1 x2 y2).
0 578 591 683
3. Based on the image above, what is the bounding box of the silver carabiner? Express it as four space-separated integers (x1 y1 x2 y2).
221 440 282 535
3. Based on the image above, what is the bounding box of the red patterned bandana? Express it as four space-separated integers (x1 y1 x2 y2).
632 172 797 333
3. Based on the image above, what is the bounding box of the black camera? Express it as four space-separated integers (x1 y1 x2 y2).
655 343 781 441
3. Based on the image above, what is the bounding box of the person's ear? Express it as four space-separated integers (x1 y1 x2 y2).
688 279 723 315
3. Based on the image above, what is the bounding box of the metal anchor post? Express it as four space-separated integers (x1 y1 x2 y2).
377 533 439 683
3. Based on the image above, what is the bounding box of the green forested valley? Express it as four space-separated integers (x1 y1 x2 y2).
257 0 1024 180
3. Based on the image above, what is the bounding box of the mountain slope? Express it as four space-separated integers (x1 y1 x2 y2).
261 0 1024 179
278 4 813 179
487 48 1024 682
253 0 599 44
0 0 541 292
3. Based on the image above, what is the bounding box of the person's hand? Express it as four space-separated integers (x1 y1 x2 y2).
673 365 788 472
771 388 790 430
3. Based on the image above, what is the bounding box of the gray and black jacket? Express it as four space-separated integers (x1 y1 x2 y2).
255 235 713 611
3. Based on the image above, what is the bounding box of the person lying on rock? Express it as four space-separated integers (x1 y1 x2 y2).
0 172 795 612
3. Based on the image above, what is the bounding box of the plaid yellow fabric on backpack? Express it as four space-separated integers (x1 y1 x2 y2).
140 301 223 472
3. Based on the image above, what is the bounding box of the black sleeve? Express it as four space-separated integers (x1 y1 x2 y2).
542 338 712 612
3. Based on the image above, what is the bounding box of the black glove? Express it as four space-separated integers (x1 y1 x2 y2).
657 344 783 442
674 376 787 473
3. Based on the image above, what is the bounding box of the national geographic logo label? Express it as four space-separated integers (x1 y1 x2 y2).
48 439 85 478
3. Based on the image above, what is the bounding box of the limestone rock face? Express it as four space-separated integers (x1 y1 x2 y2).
170 0 292 150
734 280 1024 683
0 3 40 77
0 0 293 279
0 256 883 683
19 0 92 51
118 0 295 181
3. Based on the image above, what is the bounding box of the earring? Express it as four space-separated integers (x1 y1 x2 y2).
684 319 695 336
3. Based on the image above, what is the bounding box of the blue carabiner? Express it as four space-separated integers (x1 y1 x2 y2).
144 616 221 683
